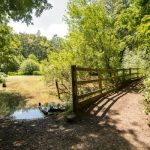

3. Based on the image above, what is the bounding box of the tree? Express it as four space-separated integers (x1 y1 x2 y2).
114 0 150 67
65 0 121 69
0 0 52 24
0 25 21 72
51 34 64 51
0 0 52 72
17 33 54 60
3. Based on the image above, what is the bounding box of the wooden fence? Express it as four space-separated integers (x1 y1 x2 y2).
71 65 143 113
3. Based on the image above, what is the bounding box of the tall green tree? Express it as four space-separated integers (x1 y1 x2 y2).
65 0 121 69
17 33 54 61
51 34 64 52
0 0 52 72
0 25 21 72
114 0 150 68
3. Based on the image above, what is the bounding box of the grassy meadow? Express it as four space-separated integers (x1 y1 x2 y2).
0 76 61 108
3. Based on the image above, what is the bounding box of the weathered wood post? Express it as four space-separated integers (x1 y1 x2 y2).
71 65 78 113
55 80 60 99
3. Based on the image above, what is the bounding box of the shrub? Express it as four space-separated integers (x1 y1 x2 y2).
42 50 77 103
122 50 147 69
28 54 39 62
19 59 40 75
32 71 42 75
17 71 24 75
143 78 150 115
0 72 7 77
7 72 18 76
0 72 7 83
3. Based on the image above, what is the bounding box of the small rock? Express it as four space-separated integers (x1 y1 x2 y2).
2 83 6 87
66 114 76 123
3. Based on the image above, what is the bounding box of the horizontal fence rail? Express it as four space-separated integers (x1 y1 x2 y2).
71 65 144 113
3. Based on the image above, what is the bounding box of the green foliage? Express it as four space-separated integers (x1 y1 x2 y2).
19 58 40 75
143 78 150 114
0 25 21 73
0 0 52 24
17 33 54 60
1 56 23 73
136 15 150 53
7 72 19 76
32 71 42 75
28 54 39 61
51 34 64 51
43 49 78 101
0 72 7 83
114 0 150 62
0 92 26 117
122 49 147 69
0 0 52 73
66 0 121 69
44 50 75 82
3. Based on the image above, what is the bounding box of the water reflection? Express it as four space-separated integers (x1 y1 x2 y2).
0 91 65 120
0 92 26 118
10 108 44 120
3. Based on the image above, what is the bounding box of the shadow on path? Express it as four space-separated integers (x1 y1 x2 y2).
84 80 143 119
0 80 149 150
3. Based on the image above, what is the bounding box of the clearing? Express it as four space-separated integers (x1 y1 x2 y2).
0 76 62 119
0 81 150 150
0 76 60 107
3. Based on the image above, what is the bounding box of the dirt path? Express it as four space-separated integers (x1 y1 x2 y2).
0 81 150 150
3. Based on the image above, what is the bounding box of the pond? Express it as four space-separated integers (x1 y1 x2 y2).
10 108 45 120
0 91 67 120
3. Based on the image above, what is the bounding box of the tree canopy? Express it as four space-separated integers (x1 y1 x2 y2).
0 0 52 24
17 33 54 60
0 0 52 72
0 25 20 72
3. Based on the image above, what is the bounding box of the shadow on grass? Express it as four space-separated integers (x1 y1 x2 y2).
0 80 149 150
0 91 27 117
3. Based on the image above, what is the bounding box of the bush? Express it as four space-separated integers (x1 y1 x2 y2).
32 71 42 75
122 50 147 69
0 72 7 83
42 50 77 103
19 59 40 75
143 78 150 115
7 72 18 76
17 71 24 75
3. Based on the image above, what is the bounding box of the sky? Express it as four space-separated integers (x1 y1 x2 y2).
8 0 69 39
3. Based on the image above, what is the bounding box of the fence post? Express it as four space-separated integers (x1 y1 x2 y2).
98 69 102 93
55 80 60 99
71 65 78 113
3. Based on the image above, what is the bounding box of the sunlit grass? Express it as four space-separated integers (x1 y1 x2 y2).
0 76 61 108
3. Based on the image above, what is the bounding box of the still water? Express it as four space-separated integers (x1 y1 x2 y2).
10 108 45 120
0 91 65 120
0 91 45 120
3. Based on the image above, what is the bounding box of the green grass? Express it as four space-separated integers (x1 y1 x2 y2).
0 76 61 108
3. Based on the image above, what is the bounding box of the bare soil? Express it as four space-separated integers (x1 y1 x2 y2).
0 81 150 150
